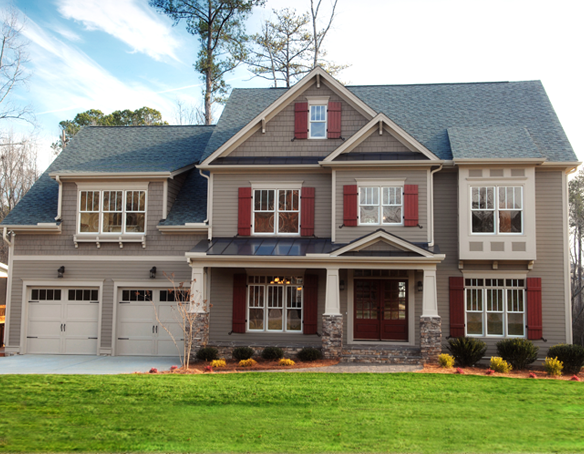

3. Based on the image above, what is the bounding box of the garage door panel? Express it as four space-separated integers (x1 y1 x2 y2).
64 337 98 355
116 338 154 356
29 303 62 321
119 321 156 338
65 321 99 337
27 337 61 354
157 338 184 356
118 304 156 323
157 305 180 323
65 303 99 321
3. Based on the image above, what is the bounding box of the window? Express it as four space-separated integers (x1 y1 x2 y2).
309 105 326 139
79 190 146 234
471 186 522 234
253 189 299 234
359 186 403 225
465 278 525 337
30 289 62 301
247 276 303 332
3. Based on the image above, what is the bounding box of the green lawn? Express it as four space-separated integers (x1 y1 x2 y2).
0 373 583 453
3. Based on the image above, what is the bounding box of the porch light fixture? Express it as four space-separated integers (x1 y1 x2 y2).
339 279 346 291
57 266 65 278
150 267 157 279
417 281 423 292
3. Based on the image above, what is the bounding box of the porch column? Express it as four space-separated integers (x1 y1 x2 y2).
322 268 343 359
420 268 441 364
190 265 209 349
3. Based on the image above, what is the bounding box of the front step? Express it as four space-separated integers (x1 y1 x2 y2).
341 345 423 365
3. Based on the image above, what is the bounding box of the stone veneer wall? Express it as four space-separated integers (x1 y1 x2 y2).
193 343 321 362
420 316 442 364
321 314 343 358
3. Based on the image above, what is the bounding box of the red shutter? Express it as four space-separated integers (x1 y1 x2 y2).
449 277 465 337
300 187 315 237
294 102 308 139
303 274 318 334
404 184 419 227
238 187 252 236
327 101 342 139
526 277 543 340
343 185 358 227
232 274 247 333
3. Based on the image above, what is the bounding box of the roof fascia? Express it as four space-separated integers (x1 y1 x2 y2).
157 224 208 234
323 113 439 162
49 172 172 181
170 163 197 178
330 230 433 257
1 223 62 234
200 67 378 166
319 160 443 168
454 158 547 165
197 164 324 171
539 161 581 169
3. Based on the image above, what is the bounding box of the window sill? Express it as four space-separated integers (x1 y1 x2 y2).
74 234 146 249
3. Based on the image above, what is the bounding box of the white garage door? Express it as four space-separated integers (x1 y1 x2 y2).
27 288 100 354
116 289 184 356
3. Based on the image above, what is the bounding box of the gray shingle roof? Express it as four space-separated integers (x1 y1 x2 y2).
2 125 214 226
202 80 576 163
160 168 208 225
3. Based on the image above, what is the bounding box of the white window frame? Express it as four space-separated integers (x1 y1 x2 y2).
77 188 148 235
251 183 302 236
309 104 327 139
470 185 523 235
246 276 304 333
464 278 526 338
358 186 404 226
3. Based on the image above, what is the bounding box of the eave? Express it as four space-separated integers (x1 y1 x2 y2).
157 224 208 234
196 164 323 171
1 223 62 234
453 158 548 165
48 164 197 182
319 160 444 168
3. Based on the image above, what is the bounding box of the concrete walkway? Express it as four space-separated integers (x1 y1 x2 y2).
260 363 423 373
0 355 180 375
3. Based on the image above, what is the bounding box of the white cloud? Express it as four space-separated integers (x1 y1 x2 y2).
50 25 82 42
56 0 181 62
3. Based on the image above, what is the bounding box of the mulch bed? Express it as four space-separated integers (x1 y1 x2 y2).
417 364 583 381
144 358 340 374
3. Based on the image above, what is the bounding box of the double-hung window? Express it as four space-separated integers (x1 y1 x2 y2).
309 105 327 139
248 276 303 332
359 186 403 225
465 278 525 337
253 189 299 234
471 186 523 233
79 190 146 234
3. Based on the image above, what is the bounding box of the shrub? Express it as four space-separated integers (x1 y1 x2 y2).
490 357 512 373
297 347 323 362
438 353 455 368
196 347 219 362
239 358 257 367
261 347 284 361
232 347 254 361
210 359 226 368
447 337 487 367
544 357 563 376
547 344 584 375
279 358 295 366
496 339 538 370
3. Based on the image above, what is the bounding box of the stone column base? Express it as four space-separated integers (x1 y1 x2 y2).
420 316 442 364
322 314 343 359
188 312 209 363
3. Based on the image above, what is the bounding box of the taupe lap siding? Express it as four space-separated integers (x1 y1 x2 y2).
212 172 331 238
335 169 428 244
13 182 202 256
208 268 324 345
7 259 191 349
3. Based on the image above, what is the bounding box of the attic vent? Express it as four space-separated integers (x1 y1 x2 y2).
511 169 525 177
469 169 482 177
469 242 483 252
490 169 504 177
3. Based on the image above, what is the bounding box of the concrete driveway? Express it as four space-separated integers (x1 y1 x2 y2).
0 355 180 374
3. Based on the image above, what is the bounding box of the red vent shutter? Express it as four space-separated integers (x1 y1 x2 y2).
294 102 308 139
327 101 342 139
303 274 318 334
343 185 358 227
526 277 543 340
449 277 465 337
238 187 252 236
301 187 315 237
404 184 419 227
232 274 247 333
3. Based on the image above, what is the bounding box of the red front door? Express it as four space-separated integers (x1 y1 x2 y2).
354 279 408 341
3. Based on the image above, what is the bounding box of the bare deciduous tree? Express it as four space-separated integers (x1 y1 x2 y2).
0 129 39 263
173 98 206 125
310 0 345 74
0 7 32 124
570 169 584 345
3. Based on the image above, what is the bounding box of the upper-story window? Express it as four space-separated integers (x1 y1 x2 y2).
309 105 327 139
79 190 146 234
253 189 299 235
359 186 403 226
471 186 523 234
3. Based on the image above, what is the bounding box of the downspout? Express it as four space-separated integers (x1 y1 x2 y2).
2 227 13 247
428 165 443 247
54 175 62 221
199 169 212 240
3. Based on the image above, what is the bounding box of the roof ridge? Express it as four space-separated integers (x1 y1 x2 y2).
83 124 216 128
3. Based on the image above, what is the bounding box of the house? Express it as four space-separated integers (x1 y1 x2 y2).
1 68 579 363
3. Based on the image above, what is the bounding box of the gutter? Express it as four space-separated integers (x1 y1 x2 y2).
2 227 13 247
318 160 445 168
157 223 209 234
428 165 443 247
49 171 173 181
1 223 61 234
199 169 210 223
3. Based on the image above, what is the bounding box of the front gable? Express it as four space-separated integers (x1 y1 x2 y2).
331 229 435 258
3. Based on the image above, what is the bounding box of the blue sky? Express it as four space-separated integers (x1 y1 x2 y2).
2 0 583 168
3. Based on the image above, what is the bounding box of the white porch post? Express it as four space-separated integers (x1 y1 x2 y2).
421 269 438 317
324 267 341 315
190 266 206 313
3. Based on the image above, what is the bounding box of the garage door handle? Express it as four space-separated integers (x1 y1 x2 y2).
27 336 38 339
88 337 98 339
118 338 129 340
156 326 158 333
63 324 66 332
90 301 99 304
60 323 63 332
